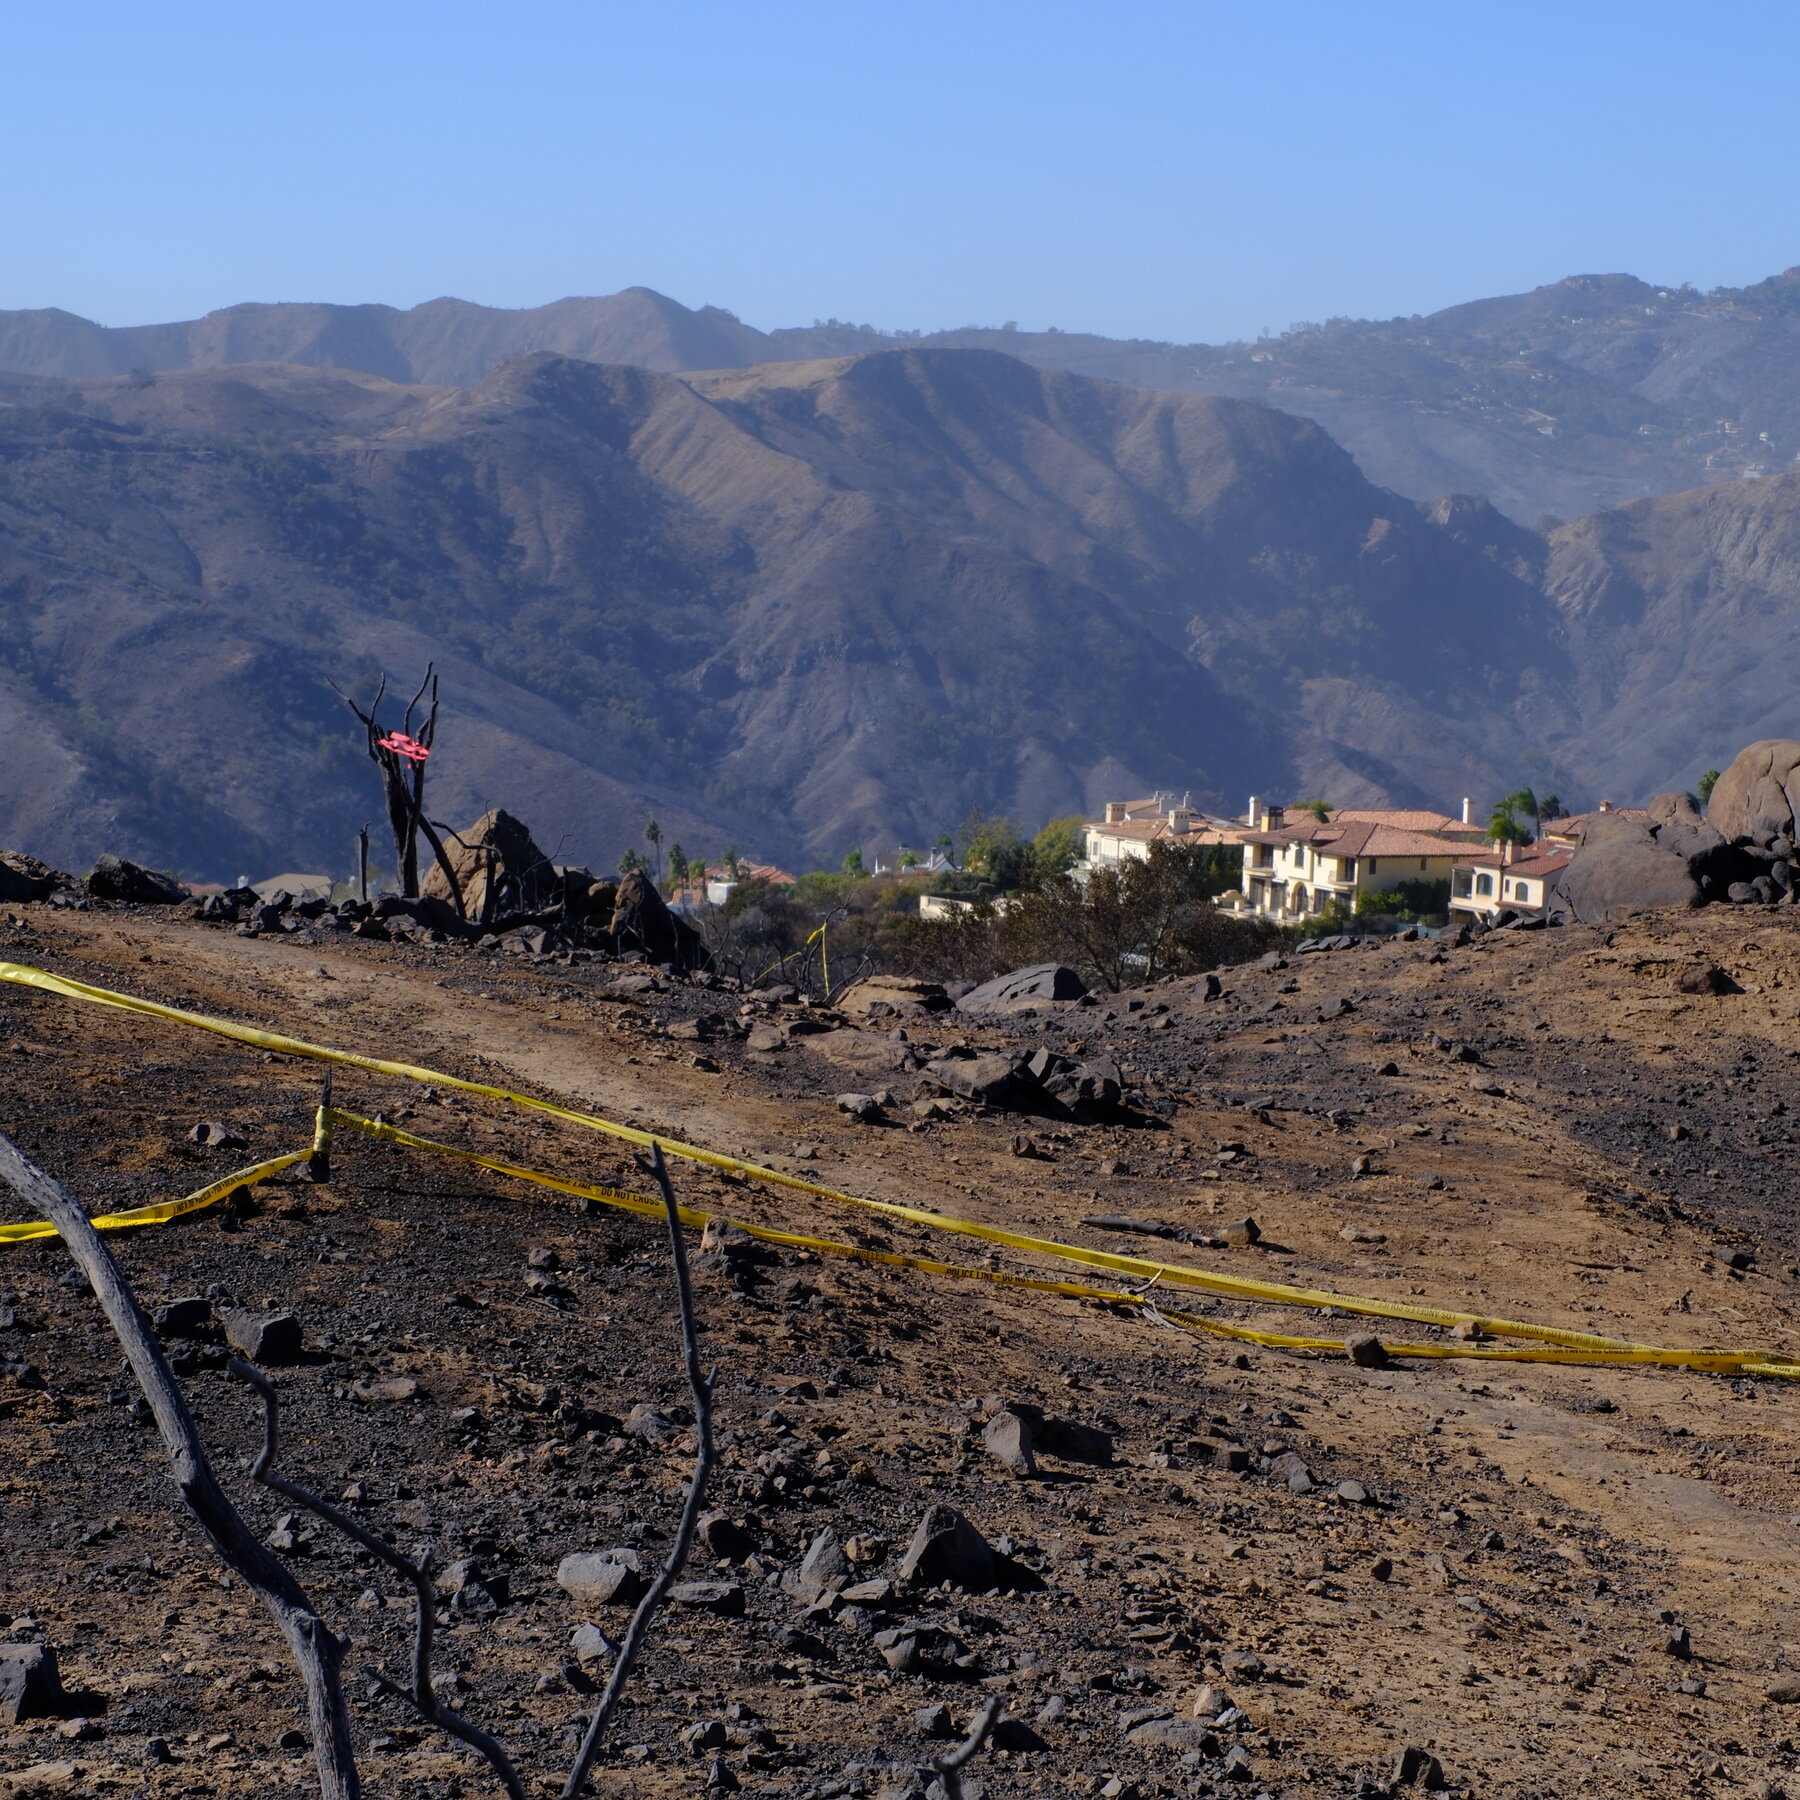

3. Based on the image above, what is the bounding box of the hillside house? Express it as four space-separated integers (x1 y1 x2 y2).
1080 795 1250 871
1227 802 1485 923
1449 843 1573 924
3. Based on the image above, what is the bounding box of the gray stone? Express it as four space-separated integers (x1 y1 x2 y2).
1344 1331 1389 1368
1707 739 1800 846
0 1643 66 1724
556 1550 645 1608
152 1296 214 1337
698 1513 759 1562
925 1053 1028 1106
1393 1744 1445 1788
957 964 1087 1012
436 1557 507 1613
782 1529 850 1604
669 1580 745 1616
1126 1716 1218 1753
898 1503 994 1588
87 855 187 904
834 1093 882 1123
219 1308 304 1365
569 1623 615 1663
981 1408 1037 1477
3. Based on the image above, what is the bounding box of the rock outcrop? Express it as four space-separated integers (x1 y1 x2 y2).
956 964 1088 1014
422 810 559 921
1549 787 1771 923
1705 739 1800 847
610 870 709 971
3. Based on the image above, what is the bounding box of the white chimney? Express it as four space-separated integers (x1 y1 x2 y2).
1248 794 1260 829
1461 797 1472 825
1167 807 1189 835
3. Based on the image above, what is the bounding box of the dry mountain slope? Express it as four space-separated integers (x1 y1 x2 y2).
1546 468 1800 801
18 268 1800 524
0 348 1564 881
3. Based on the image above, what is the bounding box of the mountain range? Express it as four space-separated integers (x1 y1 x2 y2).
0 335 1791 884
12 268 1800 525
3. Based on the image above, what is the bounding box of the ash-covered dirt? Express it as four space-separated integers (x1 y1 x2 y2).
6 904 1800 1799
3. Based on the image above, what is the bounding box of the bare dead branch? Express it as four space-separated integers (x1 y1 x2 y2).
560 1141 716 1798
932 1698 1003 1800
0 1133 362 1799
228 1360 526 1800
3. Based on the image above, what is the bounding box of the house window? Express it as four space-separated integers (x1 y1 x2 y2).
1419 859 1427 871
1452 868 1473 898
1340 859 1357 881
1475 873 1494 896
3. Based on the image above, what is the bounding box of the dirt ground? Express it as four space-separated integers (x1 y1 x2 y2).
5 902 1800 1800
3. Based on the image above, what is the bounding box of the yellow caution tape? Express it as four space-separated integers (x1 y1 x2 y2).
1 959 1795 1378
0 1150 310 1244
327 1109 1799 1376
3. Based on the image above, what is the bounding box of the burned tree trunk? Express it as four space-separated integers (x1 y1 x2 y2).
0 1134 362 1799
333 665 466 912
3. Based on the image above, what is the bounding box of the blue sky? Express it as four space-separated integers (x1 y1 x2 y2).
8 0 1800 344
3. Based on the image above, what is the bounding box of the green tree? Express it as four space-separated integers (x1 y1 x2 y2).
1487 787 1538 846
1301 798 1331 822
618 847 648 877
841 846 866 876
1031 814 1087 877
897 848 921 871
723 846 742 879
958 810 1031 890
667 844 689 889
1697 769 1722 805
998 840 1274 990
643 819 663 884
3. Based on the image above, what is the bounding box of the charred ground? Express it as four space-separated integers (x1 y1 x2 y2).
4 904 1800 1799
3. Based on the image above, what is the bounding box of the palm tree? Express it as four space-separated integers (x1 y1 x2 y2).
643 820 663 885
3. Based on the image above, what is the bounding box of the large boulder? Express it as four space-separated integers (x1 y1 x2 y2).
422 809 559 920
957 964 1087 1013
1549 793 1758 923
835 975 951 1016
611 870 709 970
1706 739 1800 847
86 855 187 905
0 852 69 904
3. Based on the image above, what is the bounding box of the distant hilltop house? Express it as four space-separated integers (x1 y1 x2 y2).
1080 794 1251 870
668 860 797 911
1223 797 1488 923
1448 840 1574 925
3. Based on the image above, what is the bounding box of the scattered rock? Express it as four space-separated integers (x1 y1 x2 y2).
1676 964 1743 995
556 1550 645 1608
957 964 1087 1012
569 1623 614 1663
152 1296 215 1337
1344 1331 1388 1368
436 1557 507 1613
981 1408 1038 1477
898 1503 994 1588
351 1376 420 1404
835 1093 882 1123
87 855 188 904
188 1119 248 1150
1393 1744 1446 1788
1127 1716 1217 1753
219 1308 304 1365
0 1643 66 1725
924 1053 1029 1106
782 1530 850 1604
669 1580 746 1616
699 1514 759 1562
